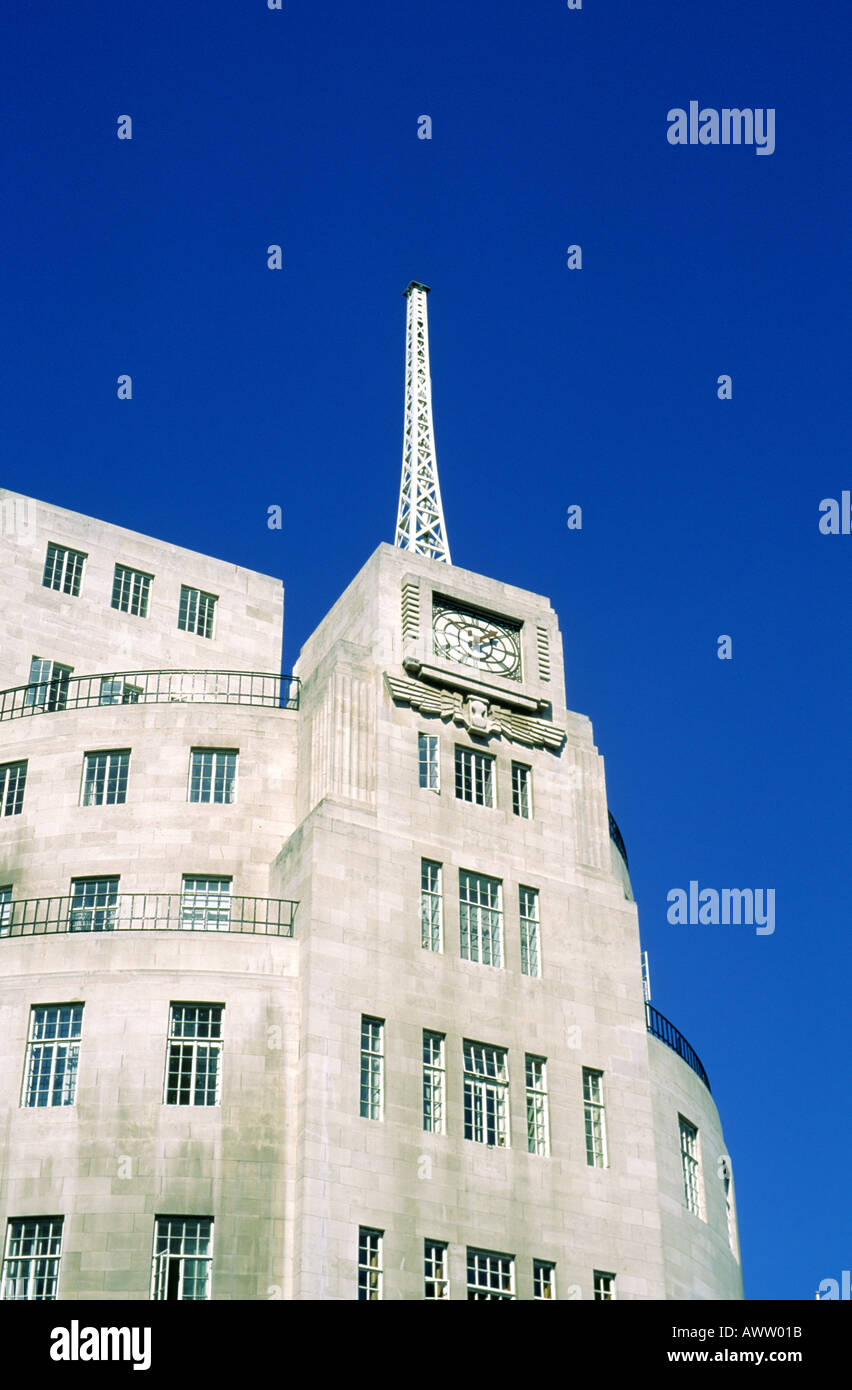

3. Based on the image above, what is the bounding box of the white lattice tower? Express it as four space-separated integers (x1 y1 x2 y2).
394 281 451 563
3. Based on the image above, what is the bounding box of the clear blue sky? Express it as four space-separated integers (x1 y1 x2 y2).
2 0 849 1300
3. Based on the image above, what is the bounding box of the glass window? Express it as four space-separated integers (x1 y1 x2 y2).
466 1248 514 1300
525 1055 549 1156
455 747 495 807
420 859 443 952
112 564 152 617
151 1217 213 1300
418 733 439 790
188 749 237 804
511 762 532 818
164 1005 223 1106
422 1030 446 1134
459 870 503 967
42 544 86 596
519 886 540 978
1 1218 64 1300
81 750 130 806
22 1006 84 1108
357 1227 383 1300
69 876 119 933
463 1040 509 1147
359 1016 384 1120
424 1240 449 1299
180 876 232 932
533 1260 556 1300
178 585 217 638
583 1068 607 1168
0 761 27 817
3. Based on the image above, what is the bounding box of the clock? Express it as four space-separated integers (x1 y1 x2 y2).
432 602 522 680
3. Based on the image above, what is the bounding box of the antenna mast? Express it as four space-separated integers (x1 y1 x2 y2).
394 282 451 563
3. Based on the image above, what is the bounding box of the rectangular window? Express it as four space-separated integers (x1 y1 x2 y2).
463 1040 509 1147
0 761 27 817
511 762 532 818
23 658 72 711
593 1270 616 1300
188 748 237 804
112 563 152 617
98 677 141 706
519 885 541 978
422 1030 446 1134
42 543 86 597
357 1227 383 1301
164 1004 223 1106
583 1068 607 1168
418 733 439 790
180 876 232 932
525 1054 550 1156
679 1116 702 1217
81 750 130 807
1 1217 64 1301
424 1240 449 1299
359 1016 384 1120
533 1260 556 1300
178 585 217 638
455 747 495 807
151 1217 213 1300
69 876 119 933
0 885 12 937
22 1005 84 1108
420 859 443 952
466 1248 515 1300
459 870 503 967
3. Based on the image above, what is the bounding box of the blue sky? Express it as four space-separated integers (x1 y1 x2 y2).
2 0 850 1299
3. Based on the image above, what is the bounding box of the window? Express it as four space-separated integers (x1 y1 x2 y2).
151 1217 213 1300
593 1270 616 1300
1 1218 64 1300
42 543 85 596
463 1040 509 1147
424 1240 449 1299
533 1260 556 1300
418 733 439 790
69 876 119 933
178 585 217 638
455 746 495 807
422 1030 446 1134
467 1248 515 1300
583 1068 607 1168
23 658 72 711
512 762 532 818
357 1227 383 1300
180 876 232 932
0 886 11 937
188 748 237 804
22 1005 84 1108
99 677 141 705
519 886 541 978
359 1016 384 1120
112 563 152 617
679 1116 702 1217
459 870 503 967
81 750 130 807
164 1005 223 1106
525 1054 550 1156
0 761 27 817
420 859 443 952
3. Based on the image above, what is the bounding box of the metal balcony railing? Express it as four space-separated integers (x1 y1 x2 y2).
0 893 296 939
645 1002 710 1091
608 811 628 868
0 669 300 722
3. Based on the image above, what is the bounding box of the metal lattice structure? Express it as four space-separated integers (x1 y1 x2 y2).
394 282 451 563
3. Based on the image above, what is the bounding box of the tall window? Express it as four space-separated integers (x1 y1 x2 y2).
151 1217 213 1300
180 876 232 932
0 761 27 817
525 1054 550 1156
593 1270 616 1300
178 585 217 638
1 1218 64 1301
583 1068 607 1168
359 1016 384 1120
466 1248 515 1300
459 870 503 967
455 747 495 807
69 876 119 933
81 750 130 806
188 748 237 804
519 886 540 978
463 1040 509 1147
533 1260 556 1300
23 658 72 711
679 1116 702 1217
418 733 439 790
164 1005 223 1106
511 762 532 818
112 563 152 617
422 1030 446 1134
22 1005 84 1108
420 859 443 952
357 1227 383 1300
42 543 86 596
0 886 11 937
424 1240 449 1299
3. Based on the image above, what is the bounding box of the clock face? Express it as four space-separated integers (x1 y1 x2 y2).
432 603 522 680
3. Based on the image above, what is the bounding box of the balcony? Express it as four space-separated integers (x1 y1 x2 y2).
0 892 297 939
0 669 300 722
645 1002 711 1091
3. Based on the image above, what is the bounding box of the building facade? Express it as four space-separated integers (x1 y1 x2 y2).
0 486 743 1300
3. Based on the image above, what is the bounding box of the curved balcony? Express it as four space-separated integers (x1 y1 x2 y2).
645 1002 710 1091
0 892 297 939
0 669 300 722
